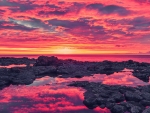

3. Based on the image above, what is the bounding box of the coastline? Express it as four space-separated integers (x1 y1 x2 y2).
0 55 150 113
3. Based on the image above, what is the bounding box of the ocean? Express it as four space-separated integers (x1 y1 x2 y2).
1 55 150 63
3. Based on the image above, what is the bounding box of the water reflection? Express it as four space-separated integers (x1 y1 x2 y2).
0 79 110 113
0 68 149 113
1 55 150 63
0 64 27 68
55 68 150 87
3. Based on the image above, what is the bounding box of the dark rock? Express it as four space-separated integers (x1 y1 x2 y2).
75 75 82 78
130 106 142 113
106 103 115 109
0 57 35 66
99 104 105 109
140 100 150 106
141 92 150 101
83 97 97 109
127 101 145 110
111 104 126 113
34 56 61 66
133 72 150 82
120 101 134 110
33 66 57 75
141 85 150 93
107 98 116 103
142 107 150 113
68 81 90 87
111 92 125 103
125 91 143 102
96 97 107 105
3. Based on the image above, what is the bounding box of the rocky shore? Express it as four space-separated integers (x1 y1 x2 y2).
0 55 150 87
0 57 35 66
69 81 150 113
0 56 150 113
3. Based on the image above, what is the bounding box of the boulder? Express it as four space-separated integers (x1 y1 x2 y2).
83 97 97 109
125 91 143 102
34 56 61 66
142 107 150 113
111 104 126 113
130 106 142 113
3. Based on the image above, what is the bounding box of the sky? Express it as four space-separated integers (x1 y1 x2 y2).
0 0 150 55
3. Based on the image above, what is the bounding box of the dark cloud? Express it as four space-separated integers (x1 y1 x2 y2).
48 19 89 28
0 0 36 12
48 18 106 40
86 3 104 9
38 10 68 16
0 0 60 13
87 3 130 16
0 21 36 31
101 5 129 16
129 16 150 27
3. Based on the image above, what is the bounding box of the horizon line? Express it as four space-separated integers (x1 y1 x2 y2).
0 54 150 56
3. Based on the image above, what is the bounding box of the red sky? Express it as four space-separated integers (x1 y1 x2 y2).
0 0 150 55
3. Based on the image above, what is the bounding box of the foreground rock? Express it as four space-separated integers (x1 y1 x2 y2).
69 81 150 113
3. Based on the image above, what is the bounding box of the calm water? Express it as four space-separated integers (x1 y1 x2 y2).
0 76 110 113
0 55 150 113
1 55 150 62
0 68 150 113
0 64 27 68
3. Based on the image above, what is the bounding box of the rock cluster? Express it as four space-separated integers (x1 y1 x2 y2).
69 81 150 113
1 56 150 113
0 56 150 90
0 57 35 66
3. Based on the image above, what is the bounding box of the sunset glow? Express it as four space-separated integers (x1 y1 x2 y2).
0 0 150 55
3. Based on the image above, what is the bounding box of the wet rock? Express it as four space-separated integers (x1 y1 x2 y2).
111 104 126 113
142 107 150 113
68 81 90 87
133 72 150 82
33 66 57 75
125 91 143 102
96 97 107 106
34 56 61 66
107 98 116 103
130 106 142 113
106 103 115 109
0 80 10 86
0 57 35 66
83 97 97 109
120 101 134 110
69 81 150 113
140 100 150 106
127 60 134 64
74 75 82 78
87 65 99 71
11 70 35 85
127 101 144 109
111 92 125 103
141 85 150 93
99 104 105 109
141 92 150 101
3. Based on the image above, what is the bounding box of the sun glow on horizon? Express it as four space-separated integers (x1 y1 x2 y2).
55 47 76 54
